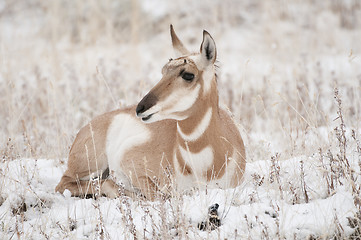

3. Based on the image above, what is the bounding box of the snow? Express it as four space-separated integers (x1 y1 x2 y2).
0 149 359 239
1 0 361 239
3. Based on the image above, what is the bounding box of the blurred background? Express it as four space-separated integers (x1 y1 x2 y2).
1 0 360 161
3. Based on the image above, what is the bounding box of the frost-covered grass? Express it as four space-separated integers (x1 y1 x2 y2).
1 135 360 239
1 0 361 239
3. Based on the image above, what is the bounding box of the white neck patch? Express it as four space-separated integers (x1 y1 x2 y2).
177 107 212 142
178 145 214 176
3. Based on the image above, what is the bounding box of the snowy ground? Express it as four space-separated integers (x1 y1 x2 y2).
0 143 360 239
1 0 361 239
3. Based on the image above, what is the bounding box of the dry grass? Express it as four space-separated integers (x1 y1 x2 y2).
1 0 360 159
1 0 361 239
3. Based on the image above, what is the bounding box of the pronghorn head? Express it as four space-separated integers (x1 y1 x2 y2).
136 25 217 123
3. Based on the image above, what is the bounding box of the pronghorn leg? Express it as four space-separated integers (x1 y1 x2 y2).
101 178 141 199
55 171 118 198
55 170 140 199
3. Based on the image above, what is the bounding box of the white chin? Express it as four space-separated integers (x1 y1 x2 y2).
140 113 187 123
141 114 162 123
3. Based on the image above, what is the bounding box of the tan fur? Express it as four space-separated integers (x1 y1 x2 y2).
56 108 177 199
55 110 120 197
55 26 246 200
175 74 245 184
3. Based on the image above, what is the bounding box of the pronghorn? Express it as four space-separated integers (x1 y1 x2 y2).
55 25 246 200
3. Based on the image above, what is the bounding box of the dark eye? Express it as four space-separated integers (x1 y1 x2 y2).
182 72 194 82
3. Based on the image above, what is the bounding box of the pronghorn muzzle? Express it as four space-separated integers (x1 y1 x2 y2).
136 93 158 121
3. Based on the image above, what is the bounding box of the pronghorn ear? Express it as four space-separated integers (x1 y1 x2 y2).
200 30 217 66
170 24 190 56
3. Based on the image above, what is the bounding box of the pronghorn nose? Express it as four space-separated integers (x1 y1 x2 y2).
136 104 145 115
136 93 158 116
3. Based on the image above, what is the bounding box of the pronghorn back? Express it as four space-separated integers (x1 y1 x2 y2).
55 25 246 200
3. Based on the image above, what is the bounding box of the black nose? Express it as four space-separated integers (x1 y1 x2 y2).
136 104 145 115
136 93 158 116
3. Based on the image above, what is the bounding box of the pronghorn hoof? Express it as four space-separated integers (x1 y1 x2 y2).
198 203 221 231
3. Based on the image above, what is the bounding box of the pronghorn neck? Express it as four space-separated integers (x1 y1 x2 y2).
174 73 226 183
176 74 219 143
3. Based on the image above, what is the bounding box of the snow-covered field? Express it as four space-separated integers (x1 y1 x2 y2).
1 0 361 239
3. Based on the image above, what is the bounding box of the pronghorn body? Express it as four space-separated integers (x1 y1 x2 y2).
55 26 246 200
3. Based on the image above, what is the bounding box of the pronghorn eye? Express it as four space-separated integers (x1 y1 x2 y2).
182 72 194 82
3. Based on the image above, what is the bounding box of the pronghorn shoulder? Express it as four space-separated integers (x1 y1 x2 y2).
77 108 131 137
69 110 129 165
72 107 139 149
